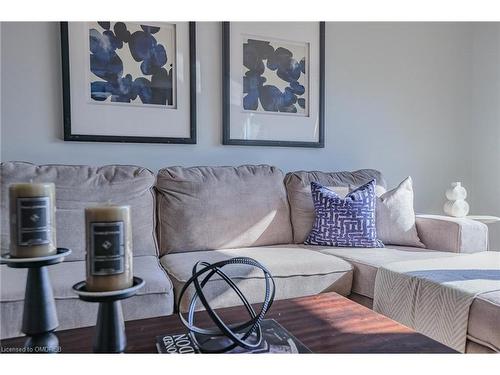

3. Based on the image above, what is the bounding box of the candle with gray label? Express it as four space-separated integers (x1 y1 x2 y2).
9 183 57 258
85 205 133 292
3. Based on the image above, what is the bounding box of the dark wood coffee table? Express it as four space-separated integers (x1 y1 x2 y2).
0 292 456 353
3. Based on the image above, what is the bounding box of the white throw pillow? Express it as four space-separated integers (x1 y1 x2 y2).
375 176 425 247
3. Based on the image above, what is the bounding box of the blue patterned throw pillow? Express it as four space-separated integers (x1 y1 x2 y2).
305 180 384 248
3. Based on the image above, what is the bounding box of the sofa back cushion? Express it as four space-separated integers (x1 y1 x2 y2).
156 165 293 255
0 162 157 261
285 169 387 243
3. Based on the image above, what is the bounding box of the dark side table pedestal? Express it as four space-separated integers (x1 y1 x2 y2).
0 248 71 353
72 277 145 353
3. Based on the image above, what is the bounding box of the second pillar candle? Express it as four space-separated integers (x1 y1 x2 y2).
85 205 133 292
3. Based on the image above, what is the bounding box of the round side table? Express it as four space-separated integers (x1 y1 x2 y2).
466 215 500 250
466 215 500 224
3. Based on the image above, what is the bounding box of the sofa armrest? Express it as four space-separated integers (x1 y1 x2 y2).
415 214 488 253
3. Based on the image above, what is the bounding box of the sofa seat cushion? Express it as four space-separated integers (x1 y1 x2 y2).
160 245 353 311
467 290 500 352
156 165 293 255
0 162 158 260
0 256 174 339
303 245 459 298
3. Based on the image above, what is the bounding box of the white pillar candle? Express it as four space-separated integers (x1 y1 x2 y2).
9 183 57 258
85 205 133 292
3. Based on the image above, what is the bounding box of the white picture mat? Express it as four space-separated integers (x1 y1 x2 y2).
87 22 177 108
230 22 320 142
68 22 190 138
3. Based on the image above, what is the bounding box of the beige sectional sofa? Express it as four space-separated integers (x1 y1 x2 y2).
0 162 496 353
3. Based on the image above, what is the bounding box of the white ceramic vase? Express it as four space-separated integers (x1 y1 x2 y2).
445 182 467 200
443 182 469 217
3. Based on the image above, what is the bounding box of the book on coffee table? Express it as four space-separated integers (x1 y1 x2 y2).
156 319 311 354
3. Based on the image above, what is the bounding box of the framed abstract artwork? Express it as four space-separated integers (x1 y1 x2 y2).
222 22 325 147
61 22 196 144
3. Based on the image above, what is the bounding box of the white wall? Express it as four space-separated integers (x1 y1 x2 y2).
469 24 500 250
1 22 498 248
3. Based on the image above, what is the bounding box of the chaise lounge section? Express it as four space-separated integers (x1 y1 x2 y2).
283 169 495 353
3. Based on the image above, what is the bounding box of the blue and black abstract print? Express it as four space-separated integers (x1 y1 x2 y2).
89 22 174 106
243 38 307 114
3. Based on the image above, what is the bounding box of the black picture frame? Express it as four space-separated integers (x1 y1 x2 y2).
222 22 325 148
61 22 197 144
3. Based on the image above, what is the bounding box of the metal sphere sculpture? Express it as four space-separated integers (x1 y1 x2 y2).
177 257 276 353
